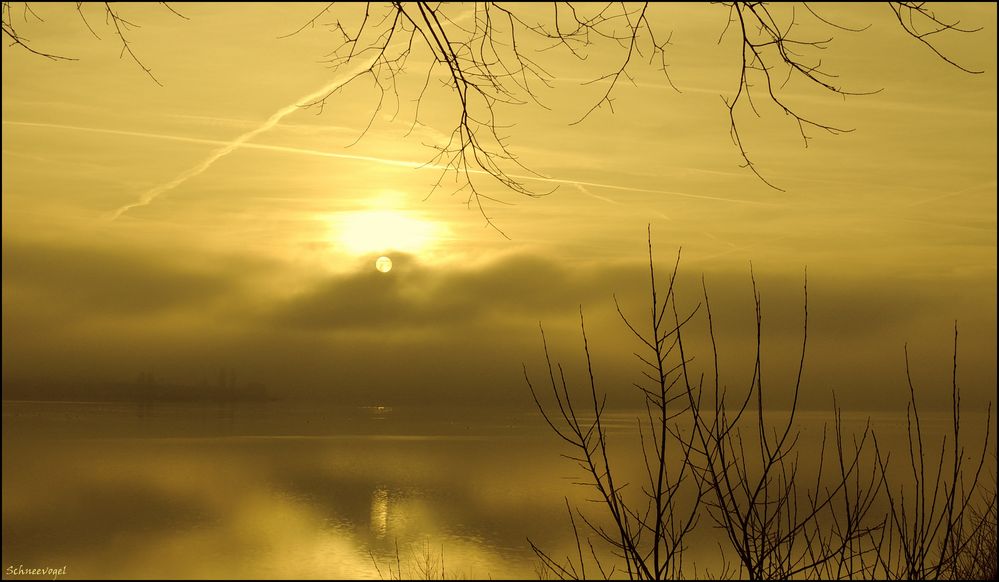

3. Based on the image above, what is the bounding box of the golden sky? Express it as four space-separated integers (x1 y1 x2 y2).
2 3 996 410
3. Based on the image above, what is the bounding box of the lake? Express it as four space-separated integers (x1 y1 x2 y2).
2 400 994 579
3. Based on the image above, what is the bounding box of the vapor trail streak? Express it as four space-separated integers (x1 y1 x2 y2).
904 181 997 207
5 120 777 209
574 182 621 205
3 120 425 169
105 72 375 220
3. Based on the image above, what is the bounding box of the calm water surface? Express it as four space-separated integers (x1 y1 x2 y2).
3 401 605 579
2 400 993 579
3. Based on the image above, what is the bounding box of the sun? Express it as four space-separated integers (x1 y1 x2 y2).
333 209 441 256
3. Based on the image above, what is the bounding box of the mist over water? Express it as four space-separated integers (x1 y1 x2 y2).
3 399 993 579
2 3 995 580
2 401 578 579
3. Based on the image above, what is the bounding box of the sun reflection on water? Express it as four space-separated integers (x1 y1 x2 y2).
370 487 390 538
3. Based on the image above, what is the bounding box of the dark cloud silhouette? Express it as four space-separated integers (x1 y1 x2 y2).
3 237 241 316
2 237 994 411
272 253 615 331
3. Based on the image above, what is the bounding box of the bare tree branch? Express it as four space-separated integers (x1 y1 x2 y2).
6 2 985 227
2 2 186 80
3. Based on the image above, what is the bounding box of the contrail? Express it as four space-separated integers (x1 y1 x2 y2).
574 182 621 205
3 120 426 169
6 119 778 210
106 69 376 220
904 180 997 207
573 182 670 219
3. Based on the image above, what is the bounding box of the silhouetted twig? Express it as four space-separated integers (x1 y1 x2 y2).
525 228 994 580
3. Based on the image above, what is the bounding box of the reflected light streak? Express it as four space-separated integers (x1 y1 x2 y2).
371 487 390 538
